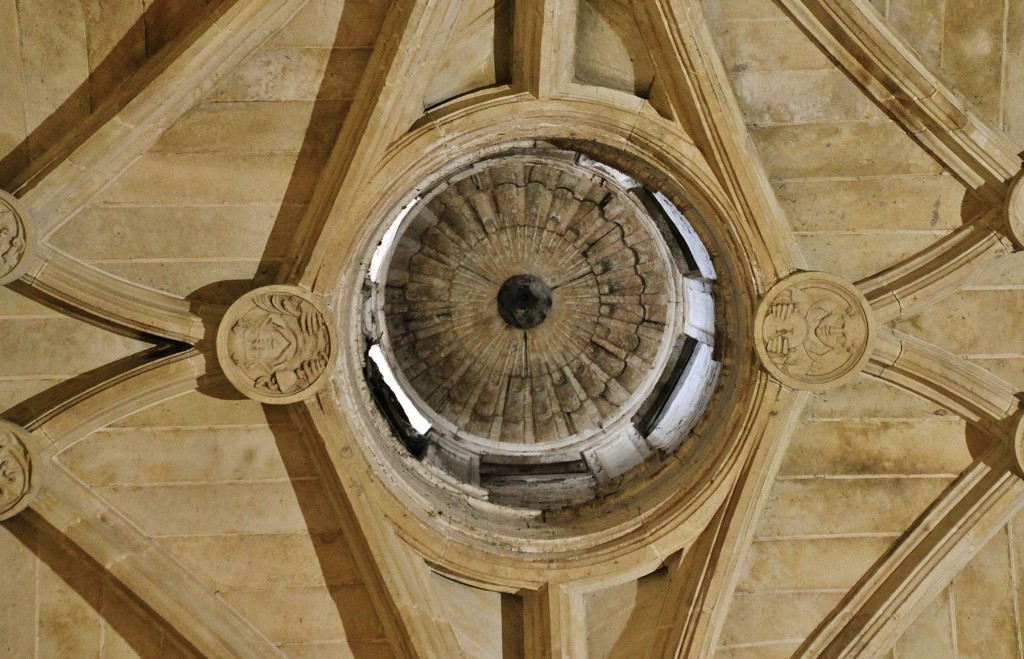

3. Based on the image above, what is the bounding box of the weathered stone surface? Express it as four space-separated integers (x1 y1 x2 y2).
426 0 512 107
751 122 943 180
758 477 951 537
780 418 971 477
952 528 1020 659
738 537 894 591
941 0 1004 126
894 587 957 657
719 591 844 647
575 0 654 96
3 0 1024 655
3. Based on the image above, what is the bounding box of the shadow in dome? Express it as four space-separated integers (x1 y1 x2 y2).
264 403 394 658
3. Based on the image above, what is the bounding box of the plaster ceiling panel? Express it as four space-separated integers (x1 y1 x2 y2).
423 0 512 108
48 0 392 305
574 0 655 97
55 389 390 658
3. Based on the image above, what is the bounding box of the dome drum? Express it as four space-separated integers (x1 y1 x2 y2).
361 147 721 509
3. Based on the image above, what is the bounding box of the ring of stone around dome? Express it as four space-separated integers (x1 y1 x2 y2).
0 190 34 286
754 271 875 391
0 420 39 521
378 156 680 448
217 285 337 405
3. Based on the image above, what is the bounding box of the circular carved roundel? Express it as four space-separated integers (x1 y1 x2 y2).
1009 174 1024 248
754 271 875 391
217 285 337 404
380 157 677 446
0 190 34 286
0 420 39 521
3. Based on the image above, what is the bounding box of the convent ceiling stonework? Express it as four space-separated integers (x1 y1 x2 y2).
2 0 1024 657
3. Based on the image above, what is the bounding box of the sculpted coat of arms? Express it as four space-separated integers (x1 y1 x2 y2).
217 286 337 404
755 272 874 390
0 421 37 521
0 191 32 285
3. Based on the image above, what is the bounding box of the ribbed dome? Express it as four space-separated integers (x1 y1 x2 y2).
381 156 676 446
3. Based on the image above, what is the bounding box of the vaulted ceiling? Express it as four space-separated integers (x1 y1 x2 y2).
1 0 1023 658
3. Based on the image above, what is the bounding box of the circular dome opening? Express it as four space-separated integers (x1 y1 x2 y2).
360 147 721 510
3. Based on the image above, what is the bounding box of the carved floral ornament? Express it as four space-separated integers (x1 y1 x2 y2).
754 271 875 391
216 286 337 405
0 421 39 521
0 190 33 286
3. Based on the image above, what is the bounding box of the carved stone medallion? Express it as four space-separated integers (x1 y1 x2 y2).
217 286 337 404
0 421 38 521
1008 173 1024 248
754 271 875 391
1013 413 1024 478
0 190 33 286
